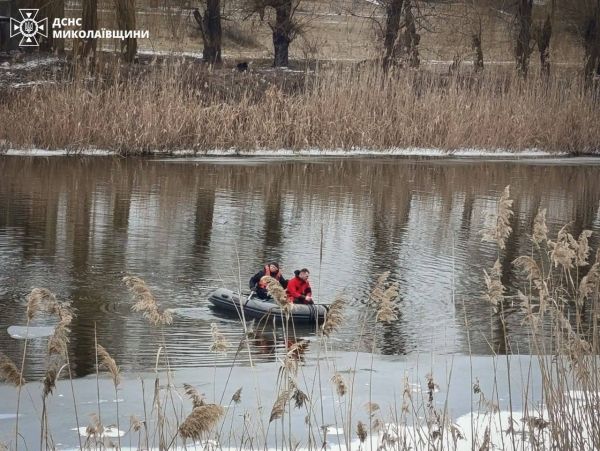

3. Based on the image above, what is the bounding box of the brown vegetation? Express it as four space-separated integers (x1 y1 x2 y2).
0 61 598 154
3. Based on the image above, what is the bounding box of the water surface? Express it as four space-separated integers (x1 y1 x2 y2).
1 156 599 377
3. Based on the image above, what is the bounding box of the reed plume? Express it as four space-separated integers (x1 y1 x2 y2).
261 275 293 316
123 275 173 325
48 301 74 357
86 413 104 438
376 282 399 324
532 208 548 245
483 259 505 311
183 383 205 409
357 420 367 443
231 387 242 404
369 273 399 323
292 387 308 408
209 323 229 353
331 373 347 397
365 402 380 415
269 389 292 422
548 224 577 270
575 230 593 267
26 288 58 320
0 352 25 386
321 296 344 337
96 344 121 386
130 415 144 432
42 356 63 397
513 256 543 289
178 404 224 440
482 185 513 250
578 250 600 305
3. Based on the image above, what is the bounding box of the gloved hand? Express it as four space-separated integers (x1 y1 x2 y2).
306 294 314 304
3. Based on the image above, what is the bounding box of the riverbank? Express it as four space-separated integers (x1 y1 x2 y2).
1 56 599 156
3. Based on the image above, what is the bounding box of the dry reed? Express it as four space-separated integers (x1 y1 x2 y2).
123 275 173 325
331 373 347 397
231 387 242 404
26 288 58 321
261 275 293 316
96 344 121 386
269 389 292 422
357 420 367 443
482 185 513 250
183 383 206 409
321 296 344 337
2 64 599 154
209 323 229 353
179 404 225 440
0 352 25 386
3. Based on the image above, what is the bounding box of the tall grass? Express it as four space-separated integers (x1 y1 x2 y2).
1 62 598 154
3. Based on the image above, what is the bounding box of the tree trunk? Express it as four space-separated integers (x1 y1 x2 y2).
114 0 137 62
272 1 292 67
472 31 484 72
81 0 98 59
193 0 222 64
536 14 552 79
403 0 419 68
515 0 533 77
583 6 600 83
383 0 404 69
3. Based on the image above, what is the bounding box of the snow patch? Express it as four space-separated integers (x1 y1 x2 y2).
3 147 590 159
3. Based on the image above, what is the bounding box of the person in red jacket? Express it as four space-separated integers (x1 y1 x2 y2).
286 268 313 304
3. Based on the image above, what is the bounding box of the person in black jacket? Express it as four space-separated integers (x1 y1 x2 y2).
249 262 288 299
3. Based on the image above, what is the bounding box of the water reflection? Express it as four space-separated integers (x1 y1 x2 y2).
1 156 599 377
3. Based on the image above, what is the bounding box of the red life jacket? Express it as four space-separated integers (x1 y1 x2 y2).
258 265 281 289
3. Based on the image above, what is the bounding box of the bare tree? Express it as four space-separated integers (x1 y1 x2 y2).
193 0 222 64
383 0 404 69
247 0 303 67
80 0 98 59
533 7 553 78
515 0 534 76
114 0 137 62
563 0 600 81
381 0 420 69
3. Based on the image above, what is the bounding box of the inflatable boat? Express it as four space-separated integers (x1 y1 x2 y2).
208 288 328 325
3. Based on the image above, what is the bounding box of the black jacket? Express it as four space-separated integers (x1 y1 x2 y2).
249 268 288 291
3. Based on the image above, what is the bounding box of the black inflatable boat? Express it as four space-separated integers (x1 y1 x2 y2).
208 288 328 324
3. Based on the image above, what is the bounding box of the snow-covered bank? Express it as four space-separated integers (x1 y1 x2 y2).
3 147 589 159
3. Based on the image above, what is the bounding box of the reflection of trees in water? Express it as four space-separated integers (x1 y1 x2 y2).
193 187 215 268
365 166 412 356
261 177 283 265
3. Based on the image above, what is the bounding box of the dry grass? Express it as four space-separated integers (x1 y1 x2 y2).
1 61 599 154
